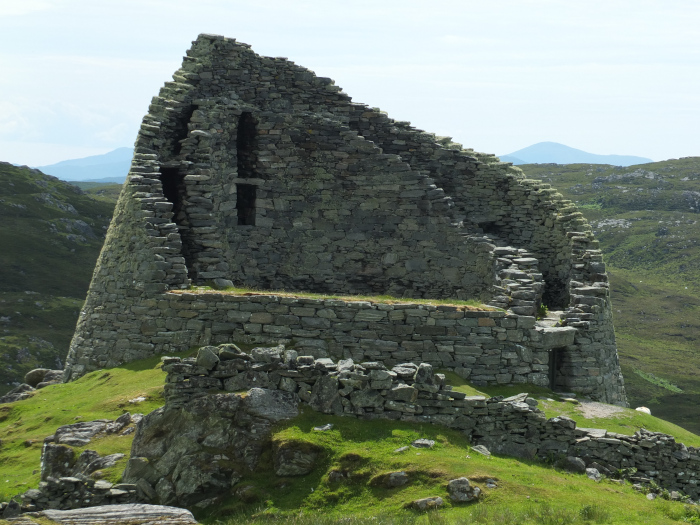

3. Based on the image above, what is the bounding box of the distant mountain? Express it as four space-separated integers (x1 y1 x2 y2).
501 142 652 166
37 147 132 182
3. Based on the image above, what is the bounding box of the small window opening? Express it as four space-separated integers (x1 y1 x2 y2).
479 222 501 235
237 184 256 226
236 112 257 179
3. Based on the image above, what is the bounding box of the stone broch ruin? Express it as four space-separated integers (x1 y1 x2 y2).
65 33 626 406
22 32 700 518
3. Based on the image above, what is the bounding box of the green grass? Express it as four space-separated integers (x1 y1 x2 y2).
3 351 700 523
202 404 700 524
0 351 193 497
184 286 492 310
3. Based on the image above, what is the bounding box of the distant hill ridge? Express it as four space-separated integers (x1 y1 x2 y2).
501 141 652 167
37 147 133 183
34 142 653 183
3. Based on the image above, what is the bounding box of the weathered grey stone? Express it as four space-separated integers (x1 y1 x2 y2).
586 468 602 482
63 36 626 416
408 496 443 510
38 504 197 524
273 441 322 476
54 420 109 446
24 368 50 387
564 456 587 473
0 383 35 403
41 443 75 480
309 375 342 414
350 388 384 409
384 471 409 488
448 477 481 502
196 346 220 370
244 388 299 421
411 439 435 449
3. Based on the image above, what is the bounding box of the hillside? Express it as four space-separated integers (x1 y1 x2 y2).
3 352 700 524
518 158 700 433
0 163 118 393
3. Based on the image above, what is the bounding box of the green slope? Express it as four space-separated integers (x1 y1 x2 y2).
2 355 700 524
0 163 118 393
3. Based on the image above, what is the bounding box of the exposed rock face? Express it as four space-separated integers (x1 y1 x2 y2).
123 389 299 507
64 33 627 408
0 383 35 403
32 504 197 524
127 345 700 502
273 441 323 476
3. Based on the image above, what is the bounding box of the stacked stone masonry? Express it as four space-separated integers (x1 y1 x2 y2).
65 33 626 406
150 345 700 502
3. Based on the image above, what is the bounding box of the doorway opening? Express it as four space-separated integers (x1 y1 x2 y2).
548 347 563 390
159 167 195 271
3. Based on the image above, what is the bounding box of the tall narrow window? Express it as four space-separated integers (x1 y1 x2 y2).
237 184 257 226
236 112 257 179
236 112 258 226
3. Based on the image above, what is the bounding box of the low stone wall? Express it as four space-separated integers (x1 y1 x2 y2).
158 344 700 501
19 478 140 512
158 292 578 389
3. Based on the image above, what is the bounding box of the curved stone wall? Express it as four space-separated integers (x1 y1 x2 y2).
65 33 626 406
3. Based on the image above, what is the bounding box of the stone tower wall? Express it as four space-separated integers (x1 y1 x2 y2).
64 34 626 406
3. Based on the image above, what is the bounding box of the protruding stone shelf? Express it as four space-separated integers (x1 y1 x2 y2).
536 326 577 349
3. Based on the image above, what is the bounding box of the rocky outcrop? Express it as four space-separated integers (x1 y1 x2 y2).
122 388 298 507
8 414 142 513
15 504 197 524
131 344 700 502
0 383 35 403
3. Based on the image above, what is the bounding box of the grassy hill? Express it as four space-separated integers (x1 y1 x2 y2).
0 162 120 393
3 353 700 524
518 158 700 433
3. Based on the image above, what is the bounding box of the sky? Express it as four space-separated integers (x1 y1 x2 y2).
0 0 698 166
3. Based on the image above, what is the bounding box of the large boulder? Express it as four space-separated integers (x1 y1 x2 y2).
124 389 299 506
25 368 50 387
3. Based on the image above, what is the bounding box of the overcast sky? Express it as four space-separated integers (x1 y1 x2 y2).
1 0 698 166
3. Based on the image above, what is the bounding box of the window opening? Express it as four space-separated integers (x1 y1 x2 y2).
237 184 256 226
236 112 257 179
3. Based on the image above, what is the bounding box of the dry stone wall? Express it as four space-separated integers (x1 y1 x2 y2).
125 345 700 506
65 33 626 406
